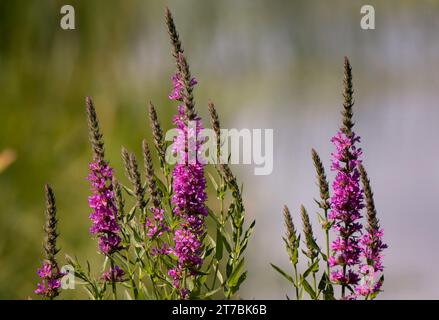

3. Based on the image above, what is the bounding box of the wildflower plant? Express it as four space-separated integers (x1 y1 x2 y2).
34 184 64 299
35 7 254 300
272 57 387 300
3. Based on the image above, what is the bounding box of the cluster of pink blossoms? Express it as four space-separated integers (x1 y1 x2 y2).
145 207 172 256
329 131 364 287
101 265 125 282
329 130 387 298
167 72 208 299
34 262 63 298
88 161 122 255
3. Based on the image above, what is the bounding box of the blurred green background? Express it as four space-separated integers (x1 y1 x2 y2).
1 0 439 299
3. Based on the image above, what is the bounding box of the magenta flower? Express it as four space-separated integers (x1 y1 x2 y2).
88 160 122 255
329 130 364 287
356 220 387 298
355 164 388 298
101 265 125 282
169 73 197 101
145 207 172 256
168 72 208 298
355 265 383 297
146 208 171 239
360 229 387 272
34 262 63 298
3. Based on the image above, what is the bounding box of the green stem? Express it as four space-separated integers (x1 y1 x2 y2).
212 183 225 291
211 261 220 290
312 271 317 299
324 207 330 277
110 259 118 300
342 265 346 299
293 264 299 300
125 251 138 299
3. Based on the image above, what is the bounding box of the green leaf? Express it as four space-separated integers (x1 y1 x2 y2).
125 290 133 300
303 260 319 278
318 272 335 300
222 234 232 254
235 271 247 290
207 171 219 192
227 258 245 288
301 278 317 300
122 184 135 196
153 174 168 193
208 208 221 227
215 228 224 260
127 206 136 222
308 236 321 253
215 268 224 286
270 263 294 283
318 272 328 291
202 286 223 298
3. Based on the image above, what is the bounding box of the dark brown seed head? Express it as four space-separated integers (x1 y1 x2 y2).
43 184 59 265
86 96 105 161
342 57 355 137
311 149 330 211
143 139 160 208
121 147 146 210
208 100 221 161
220 163 243 209
300 205 318 260
283 205 297 247
148 101 166 164
177 53 196 121
165 7 184 69
112 177 125 220
359 164 379 231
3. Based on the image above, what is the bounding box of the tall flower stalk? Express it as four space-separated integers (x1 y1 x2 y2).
328 58 364 298
35 184 63 299
167 54 207 299
86 97 123 299
274 57 387 300
357 164 387 298
312 149 331 276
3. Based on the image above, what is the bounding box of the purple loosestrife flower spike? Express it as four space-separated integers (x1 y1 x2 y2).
85 96 122 255
35 184 63 299
356 164 387 297
329 58 364 295
167 34 207 297
43 184 59 264
88 161 122 255
169 104 208 297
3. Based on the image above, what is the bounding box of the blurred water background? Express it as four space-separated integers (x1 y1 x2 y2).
1 0 438 299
